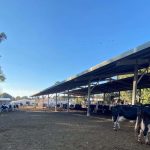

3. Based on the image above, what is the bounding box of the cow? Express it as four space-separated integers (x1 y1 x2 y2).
1 104 9 112
95 104 112 115
112 105 138 130
112 104 150 144
135 105 150 144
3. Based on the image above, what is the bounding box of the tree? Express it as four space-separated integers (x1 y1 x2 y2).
16 96 21 100
15 96 30 100
141 88 150 104
0 67 5 81
0 92 14 100
0 32 7 81
0 32 7 43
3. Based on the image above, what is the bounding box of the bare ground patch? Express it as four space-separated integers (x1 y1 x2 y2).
0 111 149 150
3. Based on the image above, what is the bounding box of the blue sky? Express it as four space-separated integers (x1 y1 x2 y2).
0 0 150 97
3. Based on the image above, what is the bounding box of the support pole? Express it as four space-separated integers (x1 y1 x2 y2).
87 81 91 117
42 95 44 109
55 93 57 112
48 94 50 109
103 93 105 101
34 97 36 109
118 91 120 100
132 63 138 105
67 90 69 112
139 89 141 104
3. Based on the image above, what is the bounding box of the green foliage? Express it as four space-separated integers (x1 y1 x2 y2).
141 88 150 104
16 96 30 100
0 92 14 100
104 93 120 104
0 32 7 43
74 97 84 104
120 91 132 103
118 70 150 104
16 96 21 100
0 67 5 82
0 74 5 82
0 32 7 81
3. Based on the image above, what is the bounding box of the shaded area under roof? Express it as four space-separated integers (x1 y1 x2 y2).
67 73 150 96
32 41 150 96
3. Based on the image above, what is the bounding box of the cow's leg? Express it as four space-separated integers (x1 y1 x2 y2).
116 116 120 129
148 125 150 144
135 117 141 140
138 119 146 143
113 121 120 130
113 116 120 130
137 119 145 143
144 124 150 145
113 121 117 130
147 130 150 144
138 129 143 143
112 116 118 131
117 121 120 129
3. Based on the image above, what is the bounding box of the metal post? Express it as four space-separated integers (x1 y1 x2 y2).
87 81 91 117
67 90 69 112
132 64 138 105
139 89 141 104
48 94 50 109
34 97 36 109
103 93 105 101
42 95 44 109
64 93 65 110
55 93 57 112
118 91 120 99
64 93 65 101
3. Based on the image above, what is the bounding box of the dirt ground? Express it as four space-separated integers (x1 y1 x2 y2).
0 110 149 150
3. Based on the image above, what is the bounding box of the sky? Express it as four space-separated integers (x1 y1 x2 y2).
0 0 150 97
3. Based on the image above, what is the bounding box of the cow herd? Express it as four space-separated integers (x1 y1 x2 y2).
111 104 150 144
0 102 149 145
88 104 150 145
0 104 19 112
73 103 150 145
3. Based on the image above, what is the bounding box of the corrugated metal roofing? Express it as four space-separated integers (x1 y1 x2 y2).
32 41 150 96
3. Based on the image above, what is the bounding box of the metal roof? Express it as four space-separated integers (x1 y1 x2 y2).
67 73 150 96
32 41 150 96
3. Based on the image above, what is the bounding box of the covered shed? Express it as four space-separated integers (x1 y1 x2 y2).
32 41 150 116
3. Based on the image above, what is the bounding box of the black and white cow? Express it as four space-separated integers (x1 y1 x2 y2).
1 104 9 112
112 105 138 130
135 105 150 144
112 104 150 144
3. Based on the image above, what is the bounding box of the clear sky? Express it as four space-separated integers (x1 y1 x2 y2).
0 0 150 97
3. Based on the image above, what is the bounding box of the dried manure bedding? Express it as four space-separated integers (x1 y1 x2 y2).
0 111 149 150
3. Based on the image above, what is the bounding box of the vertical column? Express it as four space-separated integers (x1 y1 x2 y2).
42 95 44 109
34 97 36 109
118 91 120 100
67 90 69 112
103 93 105 101
48 94 50 109
138 89 141 104
87 81 91 117
55 93 57 112
63 93 65 110
132 63 138 105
